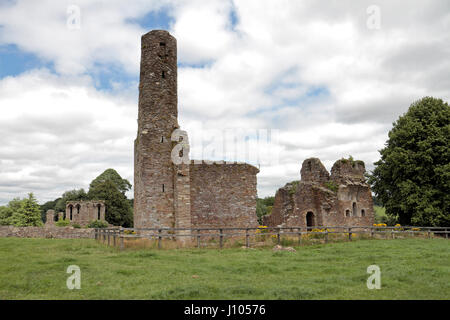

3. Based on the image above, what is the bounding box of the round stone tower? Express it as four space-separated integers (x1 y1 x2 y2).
134 30 179 228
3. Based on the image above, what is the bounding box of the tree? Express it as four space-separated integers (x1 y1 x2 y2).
368 97 449 227
9 193 43 227
89 168 131 195
256 196 275 224
88 170 133 227
0 206 13 225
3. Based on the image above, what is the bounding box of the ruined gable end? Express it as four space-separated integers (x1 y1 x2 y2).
300 158 330 184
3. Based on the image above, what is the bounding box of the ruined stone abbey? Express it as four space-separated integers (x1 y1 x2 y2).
133 30 259 231
133 30 374 231
263 158 374 228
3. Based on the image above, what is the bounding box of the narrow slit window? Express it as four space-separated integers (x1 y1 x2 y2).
160 42 166 47
162 71 165 78
162 184 165 192
161 136 164 143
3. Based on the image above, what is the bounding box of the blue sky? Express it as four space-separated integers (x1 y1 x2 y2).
0 0 448 205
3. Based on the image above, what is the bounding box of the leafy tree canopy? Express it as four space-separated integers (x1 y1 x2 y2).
368 97 449 227
88 179 133 227
7 193 43 227
256 196 275 224
89 168 131 195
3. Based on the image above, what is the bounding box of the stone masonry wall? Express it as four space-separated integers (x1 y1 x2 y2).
65 201 106 226
134 30 179 229
264 157 374 228
0 226 95 239
190 162 259 229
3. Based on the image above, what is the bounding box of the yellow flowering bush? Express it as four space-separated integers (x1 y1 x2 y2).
256 226 268 234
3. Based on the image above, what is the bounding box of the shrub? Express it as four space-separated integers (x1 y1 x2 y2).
72 223 81 229
55 219 71 227
324 181 338 193
87 220 108 228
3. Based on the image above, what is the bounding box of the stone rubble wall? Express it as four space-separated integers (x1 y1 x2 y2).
0 226 95 239
190 162 259 229
265 157 375 228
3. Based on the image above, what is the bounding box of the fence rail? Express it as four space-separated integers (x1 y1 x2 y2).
94 225 449 250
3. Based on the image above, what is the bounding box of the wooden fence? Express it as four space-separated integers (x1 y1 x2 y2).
95 225 449 250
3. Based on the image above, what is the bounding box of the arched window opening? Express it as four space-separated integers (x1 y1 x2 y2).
361 209 365 217
97 204 101 220
352 202 357 217
76 204 80 214
345 209 350 217
306 211 315 231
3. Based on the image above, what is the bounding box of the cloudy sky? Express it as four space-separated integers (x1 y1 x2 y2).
0 0 449 205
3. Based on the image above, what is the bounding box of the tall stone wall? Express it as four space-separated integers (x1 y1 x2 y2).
189 162 259 229
134 30 179 228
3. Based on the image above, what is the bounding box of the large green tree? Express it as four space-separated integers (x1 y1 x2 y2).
368 97 449 227
88 169 133 227
8 193 43 227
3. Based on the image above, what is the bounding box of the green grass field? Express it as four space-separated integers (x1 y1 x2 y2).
0 237 449 299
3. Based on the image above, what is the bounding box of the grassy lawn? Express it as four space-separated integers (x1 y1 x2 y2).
0 237 449 299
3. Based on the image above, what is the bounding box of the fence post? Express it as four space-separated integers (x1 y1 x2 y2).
120 235 124 251
325 229 328 244
103 229 106 242
197 229 201 249
158 229 162 249
427 229 431 239
298 228 302 245
107 229 111 246
113 230 116 247
370 227 374 238
245 228 250 248
277 228 281 245
391 229 395 239
95 228 98 241
219 229 223 249
348 227 352 241
446 228 448 239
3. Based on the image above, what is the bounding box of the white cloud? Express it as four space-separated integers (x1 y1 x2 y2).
0 69 136 204
0 0 449 203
